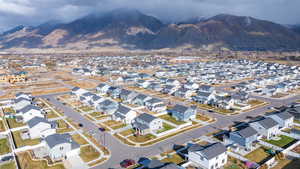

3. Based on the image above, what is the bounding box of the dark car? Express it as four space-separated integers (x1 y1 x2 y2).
78 123 83 127
120 159 135 168
99 127 105 132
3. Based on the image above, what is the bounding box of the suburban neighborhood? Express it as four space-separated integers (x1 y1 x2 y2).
0 54 300 169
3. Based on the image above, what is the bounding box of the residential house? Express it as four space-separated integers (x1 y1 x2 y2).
27 117 56 139
228 126 258 150
112 105 137 124
166 79 181 87
132 113 163 135
96 99 118 115
170 104 197 122
96 83 111 95
250 117 279 139
268 111 294 129
161 85 178 95
119 89 138 103
184 82 199 90
198 85 215 93
140 159 184 169
43 133 80 161
188 142 228 169
13 97 32 111
173 88 194 99
145 98 166 112
17 105 44 123
131 94 151 106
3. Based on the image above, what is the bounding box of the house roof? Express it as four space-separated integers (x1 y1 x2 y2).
274 111 293 120
71 87 80 91
45 133 80 149
137 113 157 123
27 117 51 128
116 105 131 115
256 117 279 129
146 98 162 104
19 105 41 114
188 142 227 160
232 126 257 138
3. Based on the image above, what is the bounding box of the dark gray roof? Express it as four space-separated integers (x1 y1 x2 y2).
27 117 51 128
45 133 80 149
134 94 149 100
233 126 257 138
147 159 165 169
14 97 31 104
146 98 162 104
100 99 115 106
116 105 131 115
188 142 227 160
137 113 157 123
92 95 101 101
275 112 293 120
171 104 192 114
19 105 41 114
72 87 80 91
256 117 279 129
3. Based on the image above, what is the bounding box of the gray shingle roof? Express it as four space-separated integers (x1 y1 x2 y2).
116 105 131 115
19 105 41 114
27 117 51 128
188 142 227 160
137 113 157 123
275 112 293 120
233 126 257 138
256 117 279 129
45 133 79 149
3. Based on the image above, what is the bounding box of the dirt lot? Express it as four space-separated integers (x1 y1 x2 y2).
65 80 98 89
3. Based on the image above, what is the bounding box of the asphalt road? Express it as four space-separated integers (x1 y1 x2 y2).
40 94 300 169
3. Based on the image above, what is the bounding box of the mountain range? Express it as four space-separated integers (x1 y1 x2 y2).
1 8 300 51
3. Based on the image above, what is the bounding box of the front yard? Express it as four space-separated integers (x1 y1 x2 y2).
161 154 185 165
79 145 100 162
128 134 157 143
71 134 88 145
263 135 296 148
245 147 271 163
12 131 40 148
56 120 74 133
0 138 11 155
0 162 16 169
159 114 186 125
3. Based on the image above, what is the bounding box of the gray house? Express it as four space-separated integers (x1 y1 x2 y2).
96 99 118 114
132 113 163 135
229 126 258 150
170 104 197 122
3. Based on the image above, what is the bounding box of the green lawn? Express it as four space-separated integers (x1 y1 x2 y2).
79 145 100 162
157 123 175 134
0 162 16 169
159 114 186 125
0 138 11 155
245 147 271 163
12 131 40 148
294 120 300 124
6 118 25 129
263 135 296 148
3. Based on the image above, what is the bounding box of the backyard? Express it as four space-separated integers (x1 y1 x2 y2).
157 123 175 134
17 152 65 169
79 145 100 162
159 114 186 125
245 147 271 163
12 131 40 148
0 162 16 169
6 118 25 129
0 138 11 155
263 135 296 148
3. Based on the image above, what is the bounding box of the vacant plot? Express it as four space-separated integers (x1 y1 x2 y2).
65 81 98 89
159 114 186 125
263 135 296 148
128 134 156 143
45 111 59 119
245 147 271 163
17 152 65 169
79 145 100 162
12 131 40 148
0 138 11 155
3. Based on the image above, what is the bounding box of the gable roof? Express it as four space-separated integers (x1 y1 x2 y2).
232 126 257 138
188 142 227 160
19 105 41 114
274 111 293 120
137 113 157 123
45 133 79 149
255 117 279 129
27 117 51 128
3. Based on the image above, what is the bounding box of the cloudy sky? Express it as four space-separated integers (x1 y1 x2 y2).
0 0 299 32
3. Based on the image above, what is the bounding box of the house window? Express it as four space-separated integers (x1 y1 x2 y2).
222 159 225 164
211 166 214 169
60 147 64 151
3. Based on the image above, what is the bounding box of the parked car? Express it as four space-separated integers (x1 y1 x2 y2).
78 123 83 127
99 127 106 132
120 159 135 168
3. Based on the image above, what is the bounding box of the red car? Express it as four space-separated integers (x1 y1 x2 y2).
120 159 136 168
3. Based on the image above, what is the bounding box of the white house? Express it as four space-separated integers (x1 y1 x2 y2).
96 83 111 95
27 117 56 139
132 113 163 135
13 97 32 111
268 111 294 129
43 133 80 161
17 105 44 123
112 105 137 124
188 142 228 169
250 117 279 139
